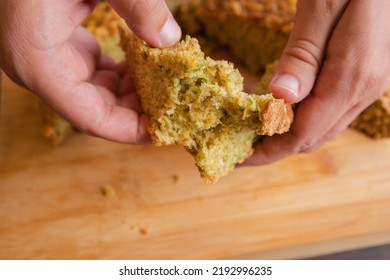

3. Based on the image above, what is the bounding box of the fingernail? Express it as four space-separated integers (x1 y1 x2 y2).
271 74 299 97
159 15 181 47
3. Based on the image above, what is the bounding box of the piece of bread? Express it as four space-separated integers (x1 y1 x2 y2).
175 0 296 73
175 1 390 140
82 2 125 62
41 105 76 146
350 90 390 139
120 26 293 182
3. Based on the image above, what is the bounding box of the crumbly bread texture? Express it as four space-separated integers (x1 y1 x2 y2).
41 105 76 146
350 90 390 139
166 0 194 13
120 26 293 182
82 2 125 62
176 0 390 140
175 0 296 73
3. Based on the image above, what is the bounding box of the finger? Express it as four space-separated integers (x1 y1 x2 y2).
98 56 128 78
68 26 101 80
98 54 117 71
117 73 136 96
85 105 151 144
118 93 143 114
301 97 381 153
244 88 342 166
90 70 120 93
268 0 349 103
67 0 99 26
113 61 129 77
55 81 150 144
86 106 151 144
245 1 390 166
320 91 387 149
85 82 142 114
311 104 363 152
310 0 390 148
108 0 181 47
246 56 388 166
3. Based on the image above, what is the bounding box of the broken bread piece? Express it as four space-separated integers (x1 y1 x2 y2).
120 27 293 183
82 1 125 62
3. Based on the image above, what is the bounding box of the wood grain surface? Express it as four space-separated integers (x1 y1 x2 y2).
1 74 390 260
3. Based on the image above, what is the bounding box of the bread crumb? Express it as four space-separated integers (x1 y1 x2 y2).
139 227 149 236
130 224 137 231
100 184 117 198
130 223 149 236
172 174 182 185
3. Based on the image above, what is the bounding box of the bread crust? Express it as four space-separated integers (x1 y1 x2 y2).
175 0 296 72
120 25 293 182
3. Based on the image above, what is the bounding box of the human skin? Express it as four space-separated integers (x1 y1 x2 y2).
0 0 181 143
245 0 390 165
1 0 389 164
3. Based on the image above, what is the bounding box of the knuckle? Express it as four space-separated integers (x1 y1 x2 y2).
76 110 110 139
322 0 339 14
309 0 347 17
290 129 321 154
126 0 165 24
127 0 136 14
284 38 322 70
300 143 321 154
146 0 164 16
361 67 386 93
347 61 388 106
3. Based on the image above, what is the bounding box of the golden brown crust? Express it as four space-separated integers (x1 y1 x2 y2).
200 0 296 34
82 2 125 62
83 2 121 38
120 25 293 182
175 0 296 72
258 99 294 135
176 1 390 140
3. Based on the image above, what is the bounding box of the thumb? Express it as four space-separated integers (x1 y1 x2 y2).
268 0 349 103
108 0 181 47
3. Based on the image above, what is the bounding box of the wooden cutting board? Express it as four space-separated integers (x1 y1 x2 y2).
1 74 390 260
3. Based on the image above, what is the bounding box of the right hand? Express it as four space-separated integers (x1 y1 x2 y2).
245 0 390 166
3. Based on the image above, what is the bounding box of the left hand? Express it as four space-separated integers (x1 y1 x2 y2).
245 0 390 165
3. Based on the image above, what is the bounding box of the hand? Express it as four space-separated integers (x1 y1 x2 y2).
0 0 181 143
245 0 390 165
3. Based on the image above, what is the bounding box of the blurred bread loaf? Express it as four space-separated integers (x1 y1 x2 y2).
350 89 390 139
82 2 124 62
175 0 296 73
